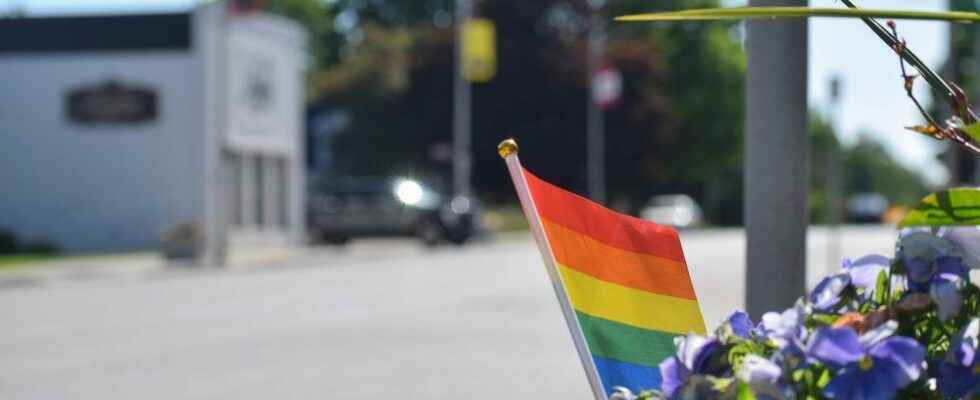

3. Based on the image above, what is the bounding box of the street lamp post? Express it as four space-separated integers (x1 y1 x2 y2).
826 76 844 275
454 0 474 197
587 0 607 205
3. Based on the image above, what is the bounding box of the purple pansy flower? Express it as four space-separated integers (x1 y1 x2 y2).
842 255 890 299
758 304 810 372
727 310 754 339
939 226 980 270
758 304 807 349
737 354 782 386
771 341 809 374
810 273 850 312
737 354 795 400
659 334 722 398
930 278 963 322
938 318 980 398
906 255 970 321
899 232 953 265
807 325 925 400
906 256 969 290
898 232 971 321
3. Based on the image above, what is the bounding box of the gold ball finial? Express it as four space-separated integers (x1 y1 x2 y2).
497 138 519 159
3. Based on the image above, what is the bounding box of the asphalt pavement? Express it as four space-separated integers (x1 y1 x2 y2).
0 226 898 399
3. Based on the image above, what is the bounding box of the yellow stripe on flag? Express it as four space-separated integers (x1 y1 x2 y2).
557 264 706 335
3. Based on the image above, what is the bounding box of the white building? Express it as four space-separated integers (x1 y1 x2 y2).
0 4 307 263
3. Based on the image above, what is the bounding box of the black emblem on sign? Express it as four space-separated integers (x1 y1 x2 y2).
67 80 158 124
244 61 274 113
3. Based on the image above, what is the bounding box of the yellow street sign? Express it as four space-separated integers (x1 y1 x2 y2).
462 19 496 82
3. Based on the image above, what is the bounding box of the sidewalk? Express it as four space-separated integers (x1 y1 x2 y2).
0 233 525 290
0 244 310 290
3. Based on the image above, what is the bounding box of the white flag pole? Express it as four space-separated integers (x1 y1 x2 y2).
497 139 607 400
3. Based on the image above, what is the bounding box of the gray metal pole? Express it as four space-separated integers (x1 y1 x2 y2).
745 0 809 318
453 0 473 197
587 0 606 205
826 77 843 275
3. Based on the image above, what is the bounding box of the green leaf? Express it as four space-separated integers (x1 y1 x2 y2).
962 122 980 143
616 7 980 23
791 369 806 383
736 381 757 400
728 341 766 370
899 188 980 227
810 313 838 326
710 376 735 390
815 367 832 388
874 269 889 305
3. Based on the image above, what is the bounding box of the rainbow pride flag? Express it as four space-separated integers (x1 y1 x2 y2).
498 140 705 398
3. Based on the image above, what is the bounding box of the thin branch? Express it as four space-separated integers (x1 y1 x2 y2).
841 0 980 155
838 0 954 102
887 21 944 139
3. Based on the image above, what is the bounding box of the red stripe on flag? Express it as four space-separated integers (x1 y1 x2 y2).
524 168 686 263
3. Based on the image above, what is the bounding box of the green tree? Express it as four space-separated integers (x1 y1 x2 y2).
258 0 339 97
633 9 745 224
808 113 842 223
809 112 929 222
842 136 928 207
267 0 333 68
312 0 751 223
312 24 416 175
326 0 452 27
295 0 932 225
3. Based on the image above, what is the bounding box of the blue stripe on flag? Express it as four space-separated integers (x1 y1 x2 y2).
592 355 662 395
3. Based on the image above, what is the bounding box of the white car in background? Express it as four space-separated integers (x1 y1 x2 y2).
640 194 704 229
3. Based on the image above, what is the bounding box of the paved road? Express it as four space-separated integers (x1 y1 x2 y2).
0 226 898 399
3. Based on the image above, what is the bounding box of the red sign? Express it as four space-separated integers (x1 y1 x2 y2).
229 0 264 15
592 65 622 110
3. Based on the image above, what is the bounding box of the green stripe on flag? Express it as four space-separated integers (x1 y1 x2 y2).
576 311 678 368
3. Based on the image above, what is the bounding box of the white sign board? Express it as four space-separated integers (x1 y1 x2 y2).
224 16 303 154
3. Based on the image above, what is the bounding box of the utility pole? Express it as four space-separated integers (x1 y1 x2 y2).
948 0 980 185
826 76 844 275
453 0 474 197
745 0 809 319
586 0 606 205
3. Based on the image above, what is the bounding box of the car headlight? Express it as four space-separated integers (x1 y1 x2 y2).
394 180 424 206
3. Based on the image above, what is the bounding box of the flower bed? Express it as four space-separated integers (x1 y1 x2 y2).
614 193 980 399
606 4 980 398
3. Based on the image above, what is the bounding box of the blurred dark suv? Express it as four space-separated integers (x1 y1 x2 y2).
307 176 480 245
846 192 889 224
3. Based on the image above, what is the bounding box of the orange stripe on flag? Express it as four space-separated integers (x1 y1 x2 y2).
542 219 698 300
523 170 686 263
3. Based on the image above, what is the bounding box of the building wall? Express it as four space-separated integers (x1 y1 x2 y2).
0 52 204 252
220 11 307 244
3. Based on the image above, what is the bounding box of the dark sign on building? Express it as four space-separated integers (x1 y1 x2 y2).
66 80 158 124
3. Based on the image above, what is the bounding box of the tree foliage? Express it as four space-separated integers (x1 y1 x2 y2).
292 0 930 226
809 113 929 222
263 0 335 69
843 137 929 206
310 0 750 223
